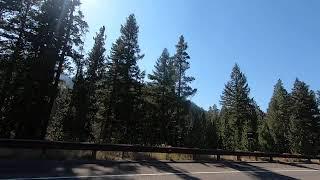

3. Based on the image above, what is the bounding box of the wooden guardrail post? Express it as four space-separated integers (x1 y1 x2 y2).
41 147 46 159
269 156 273 162
217 155 221 161
237 155 241 161
91 150 97 160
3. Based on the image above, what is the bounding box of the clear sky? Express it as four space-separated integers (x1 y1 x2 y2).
80 0 320 111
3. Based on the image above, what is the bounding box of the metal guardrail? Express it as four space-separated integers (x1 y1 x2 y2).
0 139 319 161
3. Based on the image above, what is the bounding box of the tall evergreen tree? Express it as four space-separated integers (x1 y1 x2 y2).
5 0 88 139
289 79 320 155
41 0 88 138
101 14 144 144
172 35 197 146
206 104 220 148
86 26 107 81
63 55 90 141
173 35 197 99
85 26 107 141
265 79 290 153
220 64 258 151
258 119 274 152
0 0 40 137
148 48 176 145
184 103 207 148
47 81 71 141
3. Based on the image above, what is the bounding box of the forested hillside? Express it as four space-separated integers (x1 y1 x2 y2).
0 0 319 155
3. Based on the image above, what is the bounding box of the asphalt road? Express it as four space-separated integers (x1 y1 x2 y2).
0 160 319 180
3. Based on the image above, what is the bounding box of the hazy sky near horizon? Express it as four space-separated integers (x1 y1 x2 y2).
80 0 320 111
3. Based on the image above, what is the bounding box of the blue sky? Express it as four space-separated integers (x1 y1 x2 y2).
80 0 320 111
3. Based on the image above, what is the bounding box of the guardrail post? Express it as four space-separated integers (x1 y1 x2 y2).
91 150 97 160
237 155 241 161
41 148 46 159
217 155 220 161
307 158 311 163
269 156 273 162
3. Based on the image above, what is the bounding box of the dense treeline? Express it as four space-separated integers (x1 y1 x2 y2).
0 0 319 155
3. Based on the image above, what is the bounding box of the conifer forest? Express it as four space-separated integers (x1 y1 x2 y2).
1 0 319 155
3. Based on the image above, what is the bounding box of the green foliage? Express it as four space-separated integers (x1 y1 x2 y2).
220 64 258 151
47 82 71 141
0 0 87 139
206 105 220 148
86 26 107 81
148 48 176 145
63 63 91 141
184 103 207 148
171 35 197 146
101 14 145 144
265 79 290 153
0 0 41 138
258 119 274 152
289 79 320 155
173 35 197 99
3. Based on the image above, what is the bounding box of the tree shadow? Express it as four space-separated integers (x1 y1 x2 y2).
134 159 304 180
277 161 320 171
136 160 200 180
217 161 298 180
0 159 201 180
0 160 137 180
1 157 319 179
221 160 320 171
132 153 200 180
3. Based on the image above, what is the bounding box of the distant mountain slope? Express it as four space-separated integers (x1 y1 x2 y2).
60 74 74 89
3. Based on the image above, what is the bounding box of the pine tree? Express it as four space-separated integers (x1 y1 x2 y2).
289 79 320 155
258 119 274 152
41 0 88 138
265 79 290 153
172 35 197 146
138 84 158 145
220 64 258 151
3 0 88 139
206 104 220 148
63 56 90 141
148 48 176 145
174 35 197 99
46 81 71 141
0 0 40 138
86 26 107 81
101 14 144 144
85 26 107 141
219 105 235 150
184 103 207 148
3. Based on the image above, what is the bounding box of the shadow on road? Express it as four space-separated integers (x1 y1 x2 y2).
1 158 319 179
137 160 200 180
277 161 320 171
216 161 298 180
0 160 138 180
